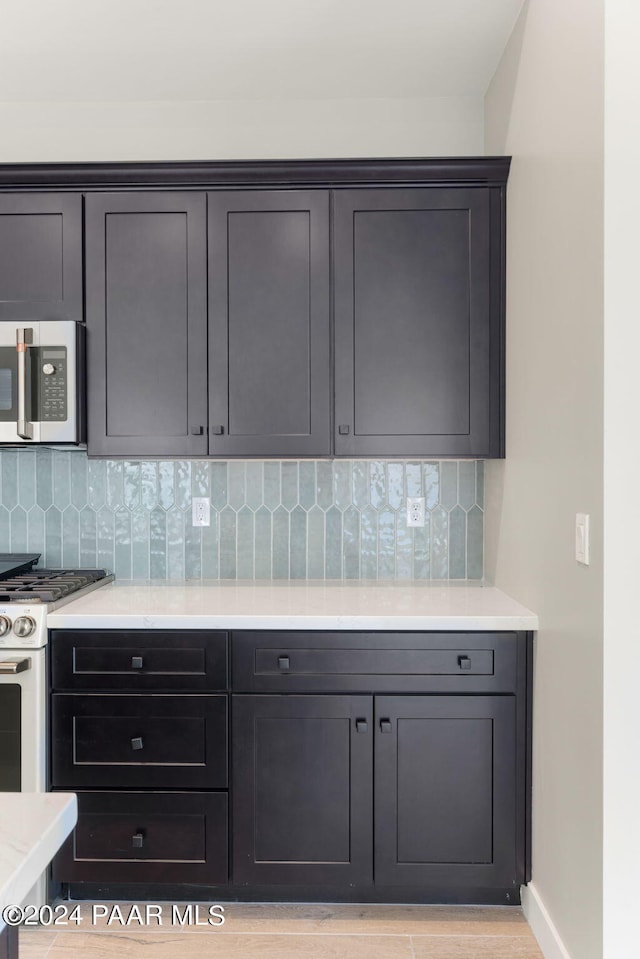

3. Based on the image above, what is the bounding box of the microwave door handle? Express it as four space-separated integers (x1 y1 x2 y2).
16 327 33 440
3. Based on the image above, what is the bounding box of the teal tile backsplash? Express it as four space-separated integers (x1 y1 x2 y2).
0 450 484 580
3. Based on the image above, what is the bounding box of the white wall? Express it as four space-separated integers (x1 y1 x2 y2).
602 3 640 956
0 97 483 161
485 2 604 958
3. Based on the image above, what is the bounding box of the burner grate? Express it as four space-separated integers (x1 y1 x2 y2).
0 569 110 603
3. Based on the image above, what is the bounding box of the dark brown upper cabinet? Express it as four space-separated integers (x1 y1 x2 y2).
85 192 208 457
208 191 330 457
0 193 82 323
334 188 504 457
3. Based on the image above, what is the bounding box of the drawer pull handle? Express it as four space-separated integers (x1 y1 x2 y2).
277 655 290 671
131 656 144 669
132 832 144 849
355 719 368 733
458 656 472 670
380 719 392 733
131 737 144 751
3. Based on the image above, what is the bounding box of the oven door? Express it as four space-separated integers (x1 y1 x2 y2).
0 650 46 792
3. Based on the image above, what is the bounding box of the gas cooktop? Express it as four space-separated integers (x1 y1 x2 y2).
0 554 113 604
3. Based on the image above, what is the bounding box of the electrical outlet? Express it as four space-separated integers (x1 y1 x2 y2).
192 497 210 527
406 497 425 527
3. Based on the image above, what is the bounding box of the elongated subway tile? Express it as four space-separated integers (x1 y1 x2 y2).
395 518 413 579
467 505 484 580
192 460 210 499
281 461 299 510
343 504 360 579
185 520 202 580
70 451 88 508
369 461 386 509
254 506 272 580
351 461 369 509
306 505 325 579
52 450 71 509
236 506 254 579
0 506 9 552
378 507 396 579
440 460 458 509
166 509 185 579
360 505 378 580
27 506 45 553
45 505 62 567
476 459 485 507
18 451 36 508
114 507 132 579
325 505 342 579
97 505 115 570
10 506 27 551
158 462 175 510
405 462 422 499
123 462 141 510
298 460 316 509
228 461 246 510
413 519 430 580
411 935 543 958
1 450 18 509
245 461 263 509
35 448 53 509
201 513 219 580
219 507 237 579
87 458 106 510
316 460 333 510
263 462 281 510
333 460 352 510
149 507 167 579
387 462 404 509
458 461 476 510
175 461 192 511
79 506 97 567
106 460 124 509
448 505 466 579
211 462 228 510
131 509 150 580
272 506 290 579
430 505 449 579
140 461 157 510
423 462 439 509
62 507 80 567
290 506 307 579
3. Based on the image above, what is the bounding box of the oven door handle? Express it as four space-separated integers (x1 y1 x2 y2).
0 657 31 674
16 327 33 441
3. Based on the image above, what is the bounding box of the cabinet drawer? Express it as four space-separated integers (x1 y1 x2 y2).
51 694 227 788
233 632 518 693
52 791 228 885
51 630 227 691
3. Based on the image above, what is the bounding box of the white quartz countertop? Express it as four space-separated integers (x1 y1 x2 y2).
0 793 77 930
47 581 538 631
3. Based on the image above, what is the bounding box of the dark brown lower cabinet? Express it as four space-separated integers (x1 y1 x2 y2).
233 695 373 885
52 791 227 884
0 925 18 959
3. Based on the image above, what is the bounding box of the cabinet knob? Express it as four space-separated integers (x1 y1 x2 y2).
355 719 368 733
338 425 350 435
190 425 204 435
380 719 392 733
131 656 143 669
131 736 144 750
277 655 290 671
458 655 472 670
132 832 145 849
211 425 224 435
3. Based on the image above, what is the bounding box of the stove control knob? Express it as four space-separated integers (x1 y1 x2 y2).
13 616 36 638
0 616 11 637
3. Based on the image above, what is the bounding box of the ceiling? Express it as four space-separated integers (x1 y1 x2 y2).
0 0 525 102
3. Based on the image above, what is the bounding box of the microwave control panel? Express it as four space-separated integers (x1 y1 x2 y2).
38 348 67 421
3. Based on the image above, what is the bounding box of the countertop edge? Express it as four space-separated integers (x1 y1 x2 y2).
46 613 538 630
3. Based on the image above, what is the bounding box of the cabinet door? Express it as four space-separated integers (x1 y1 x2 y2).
334 188 500 457
208 191 330 456
375 696 518 890
232 694 372 885
0 193 82 322
85 192 207 456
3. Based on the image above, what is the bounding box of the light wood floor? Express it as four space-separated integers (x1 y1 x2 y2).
19 902 544 958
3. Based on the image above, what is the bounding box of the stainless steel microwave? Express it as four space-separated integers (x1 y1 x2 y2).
0 321 85 444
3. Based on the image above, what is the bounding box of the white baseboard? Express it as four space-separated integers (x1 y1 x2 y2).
521 882 573 959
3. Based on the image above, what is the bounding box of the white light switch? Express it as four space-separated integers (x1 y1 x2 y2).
575 513 590 565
